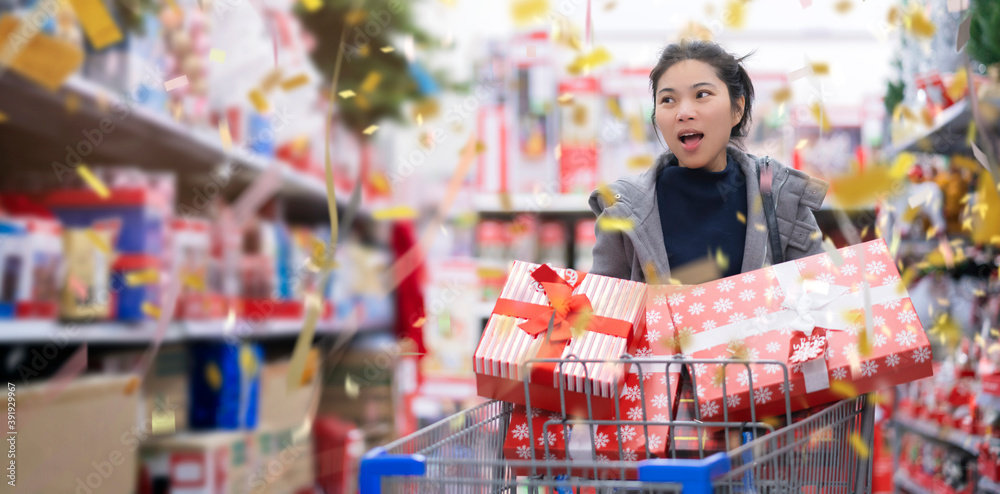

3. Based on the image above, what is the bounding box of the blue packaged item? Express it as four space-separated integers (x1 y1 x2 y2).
109 254 160 322
0 220 25 318
189 342 262 430
247 112 275 157
47 188 165 255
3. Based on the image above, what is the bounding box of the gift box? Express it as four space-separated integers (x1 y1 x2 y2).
503 364 681 478
668 239 933 420
475 261 648 417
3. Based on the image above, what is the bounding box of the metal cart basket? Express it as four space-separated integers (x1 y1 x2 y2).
360 357 876 493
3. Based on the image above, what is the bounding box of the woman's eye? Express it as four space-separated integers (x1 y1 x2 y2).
697 91 711 98
660 97 673 104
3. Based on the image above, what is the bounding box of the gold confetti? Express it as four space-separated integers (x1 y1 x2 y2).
887 6 901 26
829 165 898 209
850 432 870 459
65 94 80 114
510 0 549 25
904 9 936 38
772 86 792 104
76 165 110 198
142 302 161 319
362 125 379 135
338 89 357 99
287 295 322 390
810 62 830 76
345 9 367 24
796 139 809 150
248 89 269 113
219 120 232 150
627 155 654 169
475 141 487 154
360 71 382 93
373 206 417 220
125 269 159 286
413 317 426 328
604 0 616 9
151 409 176 435
205 362 222 391
831 380 856 398
302 0 322 11
210 49 225 62
736 211 746 224
123 376 140 395
0 17 83 91
597 217 633 232
380 45 394 53
558 93 575 105
833 0 852 14
722 0 747 28
607 98 624 120
596 184 615 206
567 47 613 75
947 68 967 103
182 274 205 291
810 102 832 133
714 248 729 272
280 73 310 91
67 0 123 50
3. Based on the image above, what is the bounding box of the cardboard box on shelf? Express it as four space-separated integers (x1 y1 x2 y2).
142 431 253 494
100 344 190 435
258 349 321 431
252 423 315 494
19 374 141 494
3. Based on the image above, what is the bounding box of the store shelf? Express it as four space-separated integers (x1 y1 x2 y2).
0 312 392 344
473 193 592 214
893 416 983 455
894 473 933 494
0 73 336 223
883 99 972 157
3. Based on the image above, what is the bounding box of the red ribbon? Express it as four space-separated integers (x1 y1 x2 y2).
491 264 634 388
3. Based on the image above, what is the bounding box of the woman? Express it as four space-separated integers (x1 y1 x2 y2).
590 40 830 282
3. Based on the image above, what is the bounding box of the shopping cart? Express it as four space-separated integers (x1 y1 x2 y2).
359 356 876 493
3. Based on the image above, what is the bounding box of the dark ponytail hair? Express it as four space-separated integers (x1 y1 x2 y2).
649 40 755 148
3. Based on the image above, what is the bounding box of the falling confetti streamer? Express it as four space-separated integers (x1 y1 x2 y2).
77 165 110 198
597 217 633 232
736 211 746 224
810 102 832 133
830 380 856 398
809 62 830 76
380 45 395 53
796 139 809 150
788 65 814 82
248 89 270 113
957 14 971 52
302 0 322 11
829 165 898 208
822 239 845 267
849 432 870 459
722 0 747 28
205 362 222 391
772 86 792 103
833 0 851 14
338 89 356 99
280 73 310 91
345 375 360 398
362 125 379 135
164 75 189 91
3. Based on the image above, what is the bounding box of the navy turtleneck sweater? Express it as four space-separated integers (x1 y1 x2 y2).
656 153 748 278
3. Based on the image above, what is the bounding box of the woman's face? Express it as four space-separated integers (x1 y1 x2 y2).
654 59 744 172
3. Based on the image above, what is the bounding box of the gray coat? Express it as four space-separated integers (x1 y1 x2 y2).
588 145 830 282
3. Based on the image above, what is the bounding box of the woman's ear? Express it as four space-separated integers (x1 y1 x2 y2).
732 95 746 127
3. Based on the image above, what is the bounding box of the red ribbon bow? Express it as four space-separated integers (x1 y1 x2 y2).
518 265 595 341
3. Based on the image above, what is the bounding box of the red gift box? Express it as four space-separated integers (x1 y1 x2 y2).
503 365 682 479
667 239 934 420
475 261 648 418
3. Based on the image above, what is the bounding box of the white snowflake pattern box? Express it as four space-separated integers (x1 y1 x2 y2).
666 239 933 420
502 366 681 477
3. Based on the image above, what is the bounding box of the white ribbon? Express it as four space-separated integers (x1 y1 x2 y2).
683 262 907 393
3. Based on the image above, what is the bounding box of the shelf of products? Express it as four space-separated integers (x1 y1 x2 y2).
883 99 973 157
894 415 984 455
0 73 337 223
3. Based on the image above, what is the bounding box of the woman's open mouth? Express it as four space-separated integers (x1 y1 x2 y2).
678 132 704 152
